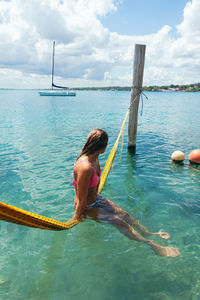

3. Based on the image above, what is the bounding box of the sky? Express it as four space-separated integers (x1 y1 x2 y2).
0 0 199 88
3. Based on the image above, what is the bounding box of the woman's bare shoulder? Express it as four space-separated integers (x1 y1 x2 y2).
74 159 91 173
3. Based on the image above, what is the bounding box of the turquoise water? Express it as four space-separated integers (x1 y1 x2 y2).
0 90 200 300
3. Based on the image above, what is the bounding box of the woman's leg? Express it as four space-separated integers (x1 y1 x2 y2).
85 207 180 257
122 213 170 239
100 197 170 239
86 207 152 242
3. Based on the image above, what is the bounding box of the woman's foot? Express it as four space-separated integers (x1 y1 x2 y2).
149 241 181 257
152 232 170 240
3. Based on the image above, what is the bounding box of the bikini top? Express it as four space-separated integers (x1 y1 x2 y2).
72 159 101 188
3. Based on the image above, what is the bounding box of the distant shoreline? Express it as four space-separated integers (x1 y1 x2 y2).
1 83 200 92
74 83 200 92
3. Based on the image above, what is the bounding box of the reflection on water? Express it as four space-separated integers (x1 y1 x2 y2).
0 90 200 299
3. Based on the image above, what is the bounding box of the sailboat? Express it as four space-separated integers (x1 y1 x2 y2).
39 41 76 96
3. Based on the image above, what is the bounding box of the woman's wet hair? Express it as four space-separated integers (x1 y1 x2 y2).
77 129 108 159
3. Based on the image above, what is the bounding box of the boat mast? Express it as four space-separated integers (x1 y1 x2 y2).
51 41 55 90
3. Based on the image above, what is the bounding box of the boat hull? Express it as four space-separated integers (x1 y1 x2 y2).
39 90 76 96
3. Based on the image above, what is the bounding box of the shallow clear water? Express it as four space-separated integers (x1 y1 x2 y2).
0 90 200 300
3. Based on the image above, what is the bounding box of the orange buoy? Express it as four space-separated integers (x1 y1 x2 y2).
189 149 200 164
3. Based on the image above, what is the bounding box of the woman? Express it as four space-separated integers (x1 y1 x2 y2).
73 129 180 257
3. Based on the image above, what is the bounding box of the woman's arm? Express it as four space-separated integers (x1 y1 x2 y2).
74 164 92 219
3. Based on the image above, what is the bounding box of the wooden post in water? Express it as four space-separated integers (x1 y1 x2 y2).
128 44 146 152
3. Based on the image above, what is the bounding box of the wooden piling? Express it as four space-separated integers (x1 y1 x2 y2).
128 44 146 152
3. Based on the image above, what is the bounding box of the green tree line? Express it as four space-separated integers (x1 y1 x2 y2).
74 83 200 92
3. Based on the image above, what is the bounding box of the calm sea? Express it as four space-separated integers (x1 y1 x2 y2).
0 90 199 300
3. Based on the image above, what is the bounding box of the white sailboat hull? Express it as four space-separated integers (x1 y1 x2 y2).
39 90 76 96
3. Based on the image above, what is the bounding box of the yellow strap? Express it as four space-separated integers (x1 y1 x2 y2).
0 111 129 230
98 111 129 193
0 201 80 230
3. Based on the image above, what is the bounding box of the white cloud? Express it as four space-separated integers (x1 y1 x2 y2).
0 0 200 88
177 0 200 39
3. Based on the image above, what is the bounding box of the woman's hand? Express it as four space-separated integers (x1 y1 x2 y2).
74 213 86 222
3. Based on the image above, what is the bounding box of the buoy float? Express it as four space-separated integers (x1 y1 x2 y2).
189 149 200 164
171 151 185 163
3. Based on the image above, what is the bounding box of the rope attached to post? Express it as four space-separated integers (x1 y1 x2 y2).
98 111 129 194
98 87 147 193
130 86 148 115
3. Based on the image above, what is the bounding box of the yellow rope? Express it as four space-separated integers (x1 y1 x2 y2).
98 111 129 194
0 201 80 230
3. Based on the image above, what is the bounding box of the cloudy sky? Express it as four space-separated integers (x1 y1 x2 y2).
0 0 199 88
